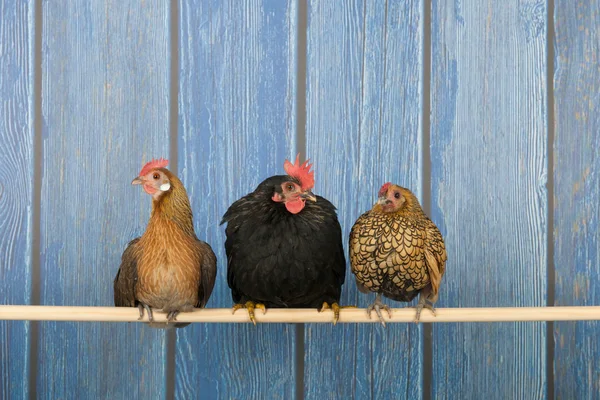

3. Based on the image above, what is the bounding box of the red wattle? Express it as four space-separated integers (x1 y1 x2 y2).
285 199 305 214
143 184 157 195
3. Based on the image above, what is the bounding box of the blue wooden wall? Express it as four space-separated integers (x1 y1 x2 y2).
0 0 598 399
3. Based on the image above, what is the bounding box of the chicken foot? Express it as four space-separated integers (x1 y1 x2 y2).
366 293 392 327
138 303 154 322
319 302 356 325
166 310 180 324
414 285 437 323
232 301 266 325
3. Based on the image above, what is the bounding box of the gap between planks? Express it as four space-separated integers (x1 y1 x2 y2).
1 306 600 323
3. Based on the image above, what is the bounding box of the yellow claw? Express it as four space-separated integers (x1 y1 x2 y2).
232 301 267 325
319 302 356 325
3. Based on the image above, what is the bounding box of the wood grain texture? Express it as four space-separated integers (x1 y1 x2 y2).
38 1 170 398
553 1 600 398
430 0 547 398
0 1 34 399
175 1 298 398
304 1 423 398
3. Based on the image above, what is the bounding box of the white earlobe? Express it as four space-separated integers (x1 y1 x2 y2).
160 183 171 191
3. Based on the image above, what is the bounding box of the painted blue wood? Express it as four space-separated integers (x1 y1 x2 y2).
0 1 34 398
38 1 171 398
304 1 423 398
430 0 548 398
554 1 600 398
0 0 593 397
175 1 298 399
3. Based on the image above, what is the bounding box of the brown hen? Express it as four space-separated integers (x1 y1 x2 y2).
113 158 217 328
350 182 446 324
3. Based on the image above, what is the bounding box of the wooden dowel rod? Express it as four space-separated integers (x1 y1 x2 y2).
1 305 600 323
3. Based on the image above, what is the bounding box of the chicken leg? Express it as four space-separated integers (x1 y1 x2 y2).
414 285 437 323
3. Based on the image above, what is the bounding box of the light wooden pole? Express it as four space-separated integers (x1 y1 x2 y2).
1 305 600 323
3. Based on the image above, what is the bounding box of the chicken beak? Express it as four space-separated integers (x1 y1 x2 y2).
377 196 387 206
301 191 317 202
131 177 143 185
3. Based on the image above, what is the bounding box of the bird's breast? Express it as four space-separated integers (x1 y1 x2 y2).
135 227 201 310
350 214 430 297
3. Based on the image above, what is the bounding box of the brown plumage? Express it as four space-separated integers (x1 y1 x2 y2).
113 159 217 328
350 182 446 324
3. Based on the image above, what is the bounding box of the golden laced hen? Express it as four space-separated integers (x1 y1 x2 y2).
350 183 446 325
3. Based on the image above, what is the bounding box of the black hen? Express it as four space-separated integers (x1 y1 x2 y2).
221 156 346 324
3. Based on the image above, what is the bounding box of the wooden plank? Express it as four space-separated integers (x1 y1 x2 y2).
0 1 34 398
430 0 547 398
553 1 600 398
175 1 298 398
304 1 423 398
38 1 170 398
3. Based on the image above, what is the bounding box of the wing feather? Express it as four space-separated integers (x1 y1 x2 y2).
197 241 217 308
113 238 141 307
424 222 447 295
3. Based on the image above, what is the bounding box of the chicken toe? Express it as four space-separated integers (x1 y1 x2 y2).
232 301 266 325
414 299 436 323
166 310 180 324
319 302 355 325
138 303 154 322
366 293 392 327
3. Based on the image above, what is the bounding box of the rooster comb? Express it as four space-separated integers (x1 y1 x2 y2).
284 154 315 191
139 158 169 176
378 182 392 197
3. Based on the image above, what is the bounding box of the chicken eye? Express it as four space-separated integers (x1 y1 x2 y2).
394 192 400 199
287 184 295 191
153 173 160 180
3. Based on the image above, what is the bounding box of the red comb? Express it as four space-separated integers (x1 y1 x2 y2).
139 158 169 176
284 154 315 191
378 182 392 197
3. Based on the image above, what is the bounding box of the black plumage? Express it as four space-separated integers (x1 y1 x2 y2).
221 175 346 321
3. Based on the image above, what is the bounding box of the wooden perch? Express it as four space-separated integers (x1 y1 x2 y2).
1 305 600 323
